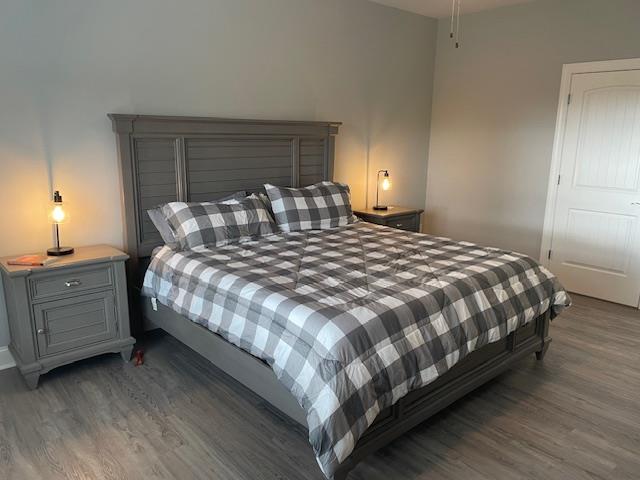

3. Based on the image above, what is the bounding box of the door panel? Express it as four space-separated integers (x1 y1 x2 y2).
573 87 640 191
34 291 117 357
550 69 640 306
564 209 634 273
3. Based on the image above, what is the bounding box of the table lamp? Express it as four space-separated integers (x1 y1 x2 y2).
47 190 74 256
373 170 392 210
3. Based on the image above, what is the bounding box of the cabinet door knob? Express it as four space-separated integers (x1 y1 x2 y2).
65 280 82 287
37 328 47 335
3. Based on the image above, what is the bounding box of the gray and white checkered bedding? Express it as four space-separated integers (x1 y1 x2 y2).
142 221 569 479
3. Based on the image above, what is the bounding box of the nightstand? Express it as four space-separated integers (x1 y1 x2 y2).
0 245 135 389
354 206 424 232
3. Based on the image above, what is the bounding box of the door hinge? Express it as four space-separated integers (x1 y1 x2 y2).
567 93 572 105
548 249 552 260
557 174 561 185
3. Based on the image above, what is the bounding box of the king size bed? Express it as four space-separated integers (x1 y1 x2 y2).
109 114 569 479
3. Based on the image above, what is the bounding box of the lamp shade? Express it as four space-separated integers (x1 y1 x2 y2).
48 191 69 224
381 173 392 191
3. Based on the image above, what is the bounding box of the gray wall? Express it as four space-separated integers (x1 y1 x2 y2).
0 0 437 347
426 0 640 257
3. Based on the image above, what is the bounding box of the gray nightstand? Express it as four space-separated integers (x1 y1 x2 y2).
0 245 135 389
353 206 424 232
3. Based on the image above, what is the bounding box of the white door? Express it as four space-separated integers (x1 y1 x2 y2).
549 69 640 307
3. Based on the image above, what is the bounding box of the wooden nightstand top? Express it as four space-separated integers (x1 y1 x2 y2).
0 245 128 277
353 206 424 219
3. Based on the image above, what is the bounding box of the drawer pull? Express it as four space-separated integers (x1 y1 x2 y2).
37 328 47 335
65 280 82 287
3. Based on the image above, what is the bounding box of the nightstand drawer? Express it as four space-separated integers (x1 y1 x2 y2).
30 265 113 302
33 291 118 357
386 214 417 232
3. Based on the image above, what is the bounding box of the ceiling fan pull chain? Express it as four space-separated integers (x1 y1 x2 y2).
455 0 462 48
450 0 456 39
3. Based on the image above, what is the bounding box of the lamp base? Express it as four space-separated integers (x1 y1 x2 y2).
372 205 388 211
47 246 74 256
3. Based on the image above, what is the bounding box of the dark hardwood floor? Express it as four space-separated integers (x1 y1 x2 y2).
0 294 638 479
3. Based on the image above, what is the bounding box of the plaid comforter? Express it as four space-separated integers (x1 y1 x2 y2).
142 222 569 478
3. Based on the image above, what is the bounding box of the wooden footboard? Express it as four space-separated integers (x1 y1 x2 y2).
143 295 551 480
334 311 551 480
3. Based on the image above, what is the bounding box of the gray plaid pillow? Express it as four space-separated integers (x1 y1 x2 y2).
147 190 247 249
161 194 277 250
264 181 357 232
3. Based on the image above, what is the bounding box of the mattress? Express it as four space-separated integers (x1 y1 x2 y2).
142 221 569 478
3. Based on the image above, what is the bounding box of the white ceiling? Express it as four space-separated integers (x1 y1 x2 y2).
368 0 536 18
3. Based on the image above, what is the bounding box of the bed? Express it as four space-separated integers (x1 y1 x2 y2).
109 114 569 479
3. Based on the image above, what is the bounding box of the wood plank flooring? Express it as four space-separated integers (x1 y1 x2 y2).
0 294 638 479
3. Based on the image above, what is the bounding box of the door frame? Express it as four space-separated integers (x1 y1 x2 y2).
539 58 640 274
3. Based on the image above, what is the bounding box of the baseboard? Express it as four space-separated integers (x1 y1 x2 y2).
0 346 16 371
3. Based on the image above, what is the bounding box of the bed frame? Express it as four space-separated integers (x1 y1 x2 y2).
109 114 552 480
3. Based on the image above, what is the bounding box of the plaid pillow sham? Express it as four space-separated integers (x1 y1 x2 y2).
161 194 277 250
147 190 247 249
264 181 357 232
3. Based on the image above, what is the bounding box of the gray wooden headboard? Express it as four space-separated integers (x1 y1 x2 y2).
109 114 341 286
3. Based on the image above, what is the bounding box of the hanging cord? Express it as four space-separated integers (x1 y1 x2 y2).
455 0 462 48
450 0 455 38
